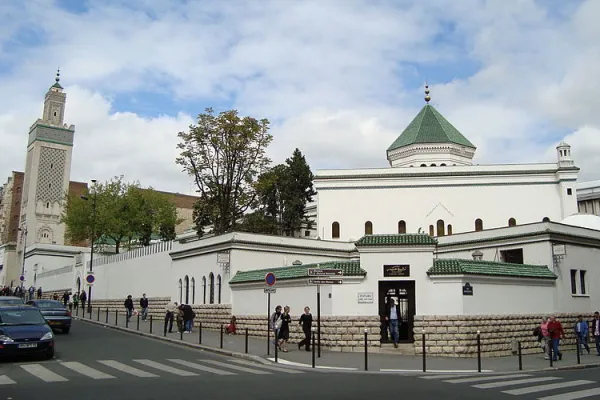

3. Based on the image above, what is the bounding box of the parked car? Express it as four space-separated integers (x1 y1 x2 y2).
26 299 72 334
0 305 54 360
0 296 24 305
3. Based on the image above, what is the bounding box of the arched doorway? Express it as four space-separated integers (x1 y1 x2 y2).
76 277 81 294
184 275 190 304
209 273 215 304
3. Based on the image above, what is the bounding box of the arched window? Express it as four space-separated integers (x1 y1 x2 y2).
76 277 81 294
440 163 447 166
429 225 434 236
178 279 183 303
364 221 373 235
436 220 445 236
397 220 406 234
430 163 437 166
447 224 453 235
508 218 516 227
542 217 550 222
202 276 207 304
209 273 215 304
217 275 222 304
191 278 196 304
420 164 427 167
475 219 483 232
332 222 340 239
184 275 190 304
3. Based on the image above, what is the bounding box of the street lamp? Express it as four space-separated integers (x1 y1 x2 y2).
18 226 27 291
80 179 97 312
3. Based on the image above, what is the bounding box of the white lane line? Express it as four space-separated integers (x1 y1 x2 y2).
199 359 272 375
60 361 116 380
0 375 16 385
20 364 68 382
266 358 357 370
167 359 236 375
421 374 478 380
445 373 531 384
133 359 198 377
473 376 560 389
506 380 597 397
387 369 493 373
98 360 159 378
232 359 304 374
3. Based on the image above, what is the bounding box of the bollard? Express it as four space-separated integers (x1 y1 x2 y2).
364 328 368 371
576 337 581 365
549 342 553 367
220 325 224 348
312 328 316 368
105 308 109 323
115 310 118 325
164 319 167 337
126 314 129 328
477 330 482 373
137 314 140 331
245 328 249 354
76 306 79 317
274 329 278 363
518 341 523 371
150 315 153 334
89 306 92 319
180 328 183 340
198 321 202 344
422 329 427 372
97 307 100 321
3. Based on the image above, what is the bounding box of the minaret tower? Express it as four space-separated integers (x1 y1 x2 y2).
18 70 75 250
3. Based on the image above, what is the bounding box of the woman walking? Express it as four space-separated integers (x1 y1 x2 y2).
278 306 292 352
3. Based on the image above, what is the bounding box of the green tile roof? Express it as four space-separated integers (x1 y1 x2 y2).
229 260 365 284
355 234 437 247
387 104 475 151
427 259 557 279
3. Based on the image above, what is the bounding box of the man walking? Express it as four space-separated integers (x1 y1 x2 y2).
385 297 401 348
592 312 600 355
124 295 134 323
298 306 313 351
574 315 590 355
548 316 565 361
139 294 149 321
164 301 177 333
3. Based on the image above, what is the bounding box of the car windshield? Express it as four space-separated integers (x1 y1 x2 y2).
33 301 65 309
0 298 23 305
0 309 47 325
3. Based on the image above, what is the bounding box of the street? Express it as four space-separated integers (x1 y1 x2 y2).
2 320 600 399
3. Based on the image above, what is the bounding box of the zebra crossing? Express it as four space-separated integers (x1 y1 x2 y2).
419 372 600 399
0 357 304 385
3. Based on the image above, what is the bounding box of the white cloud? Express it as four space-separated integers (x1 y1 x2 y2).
1 0 600 193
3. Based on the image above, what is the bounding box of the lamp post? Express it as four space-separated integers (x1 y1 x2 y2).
81 179 97 312
18 227 27 292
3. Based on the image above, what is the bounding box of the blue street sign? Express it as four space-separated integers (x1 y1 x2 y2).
19 275 25 282
86 274 95 284
265 272 276 287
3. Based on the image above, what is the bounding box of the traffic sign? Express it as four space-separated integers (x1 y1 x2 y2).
307 279 343 285
307 268 343 277
265 272 276 286
264 287 276 294
86 274 95 285
19 275 25 282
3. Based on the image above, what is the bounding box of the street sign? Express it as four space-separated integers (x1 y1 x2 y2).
307 279 343 285
264 287 276 294
307 268 343 277
85 274 95 285
265 272 276 286
19 275 25 282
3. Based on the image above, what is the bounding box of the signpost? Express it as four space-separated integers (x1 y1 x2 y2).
265 272 276 355
307 266 344 358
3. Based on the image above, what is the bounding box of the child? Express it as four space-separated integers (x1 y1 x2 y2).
226 316 237 334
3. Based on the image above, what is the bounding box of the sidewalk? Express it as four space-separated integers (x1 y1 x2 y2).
73 308 600 374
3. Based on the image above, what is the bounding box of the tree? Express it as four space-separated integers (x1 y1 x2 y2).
62 176 180 253
176 108 273 237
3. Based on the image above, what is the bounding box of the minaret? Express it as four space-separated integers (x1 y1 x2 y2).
555 141 579 218
18 70 75 250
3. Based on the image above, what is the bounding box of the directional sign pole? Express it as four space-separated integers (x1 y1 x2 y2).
317 284 321 358
267 292 271 356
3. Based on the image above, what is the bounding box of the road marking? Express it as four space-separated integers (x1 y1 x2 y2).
444 374 531 384
0 375 16 385
97 360 159 378
133 359 198 376
420 374 477 380
266 358 358 370
232 359 304 374
473 376 560 389
198 359 271 375
20 364 68 382
167 359 236 375
60 361 116 380
386 369 493 373
506 380 597 397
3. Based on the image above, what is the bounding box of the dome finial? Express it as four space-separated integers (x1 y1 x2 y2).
55 68 60 83
424 80 431 103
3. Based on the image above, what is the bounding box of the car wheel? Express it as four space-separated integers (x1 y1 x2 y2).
63 327 70 334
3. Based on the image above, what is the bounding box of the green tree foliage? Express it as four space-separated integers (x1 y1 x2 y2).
62 176 180 253
176 108 273 237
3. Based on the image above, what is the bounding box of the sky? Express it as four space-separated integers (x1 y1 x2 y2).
0 0 599 195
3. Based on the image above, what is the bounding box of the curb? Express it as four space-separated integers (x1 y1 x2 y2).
73 316 270 365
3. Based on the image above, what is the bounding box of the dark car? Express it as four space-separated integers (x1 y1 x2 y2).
26 299 72 334
0 296 24 306
0 305 54 360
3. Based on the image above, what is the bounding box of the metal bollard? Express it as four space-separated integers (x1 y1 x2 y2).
364 328 368 371
115 310 118 325
477 330 482 373
126 314 129 328
549 342 553 367
76 306 79 317
220 325 224 349
97 307 100 321
576 337 581 365
198 321 202 344
180 328 183 340
150 315 153 334
137 314 140 331
274 329 278 363
105 308 109 323
518 341 522 371
422 329 427 372
311 328 316 368
245 328 249 354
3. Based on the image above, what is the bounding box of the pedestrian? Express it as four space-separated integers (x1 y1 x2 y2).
298 306 312 351
73 292 79 310
574 315 590 355
80 290 87 310
592 312 600 355
548 316 565 361
37 287 42 299
270 305 282 345
176 304 185 333
540 317 550 360
139 294 149 321
182 303 194 333
164 301 177 333
226 316 237 335
385 297 401 348
124 295 134 323
278 306 292 352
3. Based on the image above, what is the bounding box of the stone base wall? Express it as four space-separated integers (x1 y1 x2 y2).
235 315 381 352
414 313 589 357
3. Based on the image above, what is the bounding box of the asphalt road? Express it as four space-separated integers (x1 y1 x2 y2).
2 320 600 400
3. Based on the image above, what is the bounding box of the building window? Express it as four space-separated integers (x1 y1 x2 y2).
202 276 206 304
436 219 445 236
304 230 310 237
209 273 215 304
397 220 406 234
184 275 189 304
191 278 196 304
580 270 587 295
475 218 483 232
429 225 434 236
542 217 550 222
500 248 524 264
447 224 453 235
178 279 182 304
508 218 516 227
332 222 340 239
420 164 426 167
567 188 572 195
364 221 373 235
570 269 577 295
440 163 447 166
46 202 50 208
430 163 436 166
217 275 222 304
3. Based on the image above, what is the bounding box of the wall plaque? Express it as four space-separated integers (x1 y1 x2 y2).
383 264 410 277
462 283 473 296
357 292 374 304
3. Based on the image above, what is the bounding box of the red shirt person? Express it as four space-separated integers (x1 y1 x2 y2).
547 316 566 361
